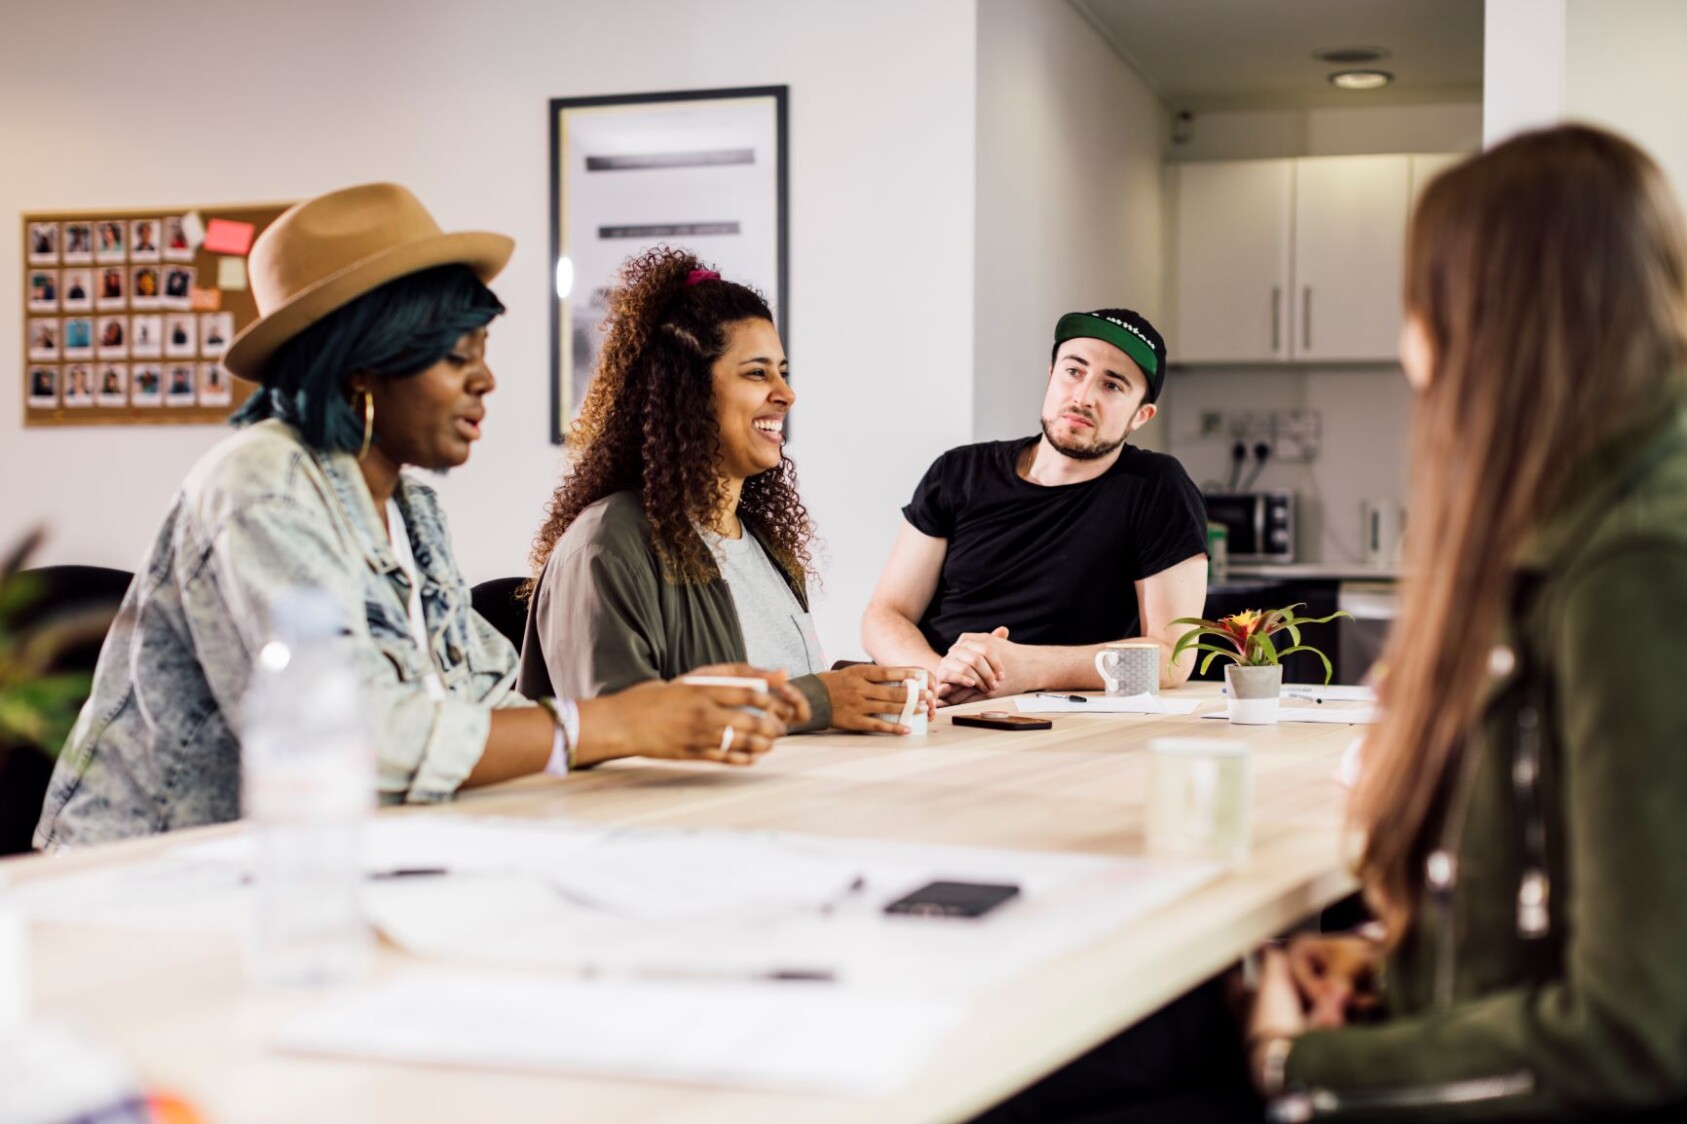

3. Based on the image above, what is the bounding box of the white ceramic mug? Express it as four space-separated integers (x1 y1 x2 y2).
1094 641 1161 697
1146 738 1251 862
876 669 929 735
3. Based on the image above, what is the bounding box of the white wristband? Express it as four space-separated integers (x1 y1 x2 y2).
542 697 580 778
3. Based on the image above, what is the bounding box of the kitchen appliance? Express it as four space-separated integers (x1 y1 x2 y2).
1201 491 1295 563
1337 580 1398 684
1360 496 1404 565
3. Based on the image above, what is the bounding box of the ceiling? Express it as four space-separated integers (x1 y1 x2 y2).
1069 0 1484 111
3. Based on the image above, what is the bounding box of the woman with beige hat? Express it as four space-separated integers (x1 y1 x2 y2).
36 182 806 850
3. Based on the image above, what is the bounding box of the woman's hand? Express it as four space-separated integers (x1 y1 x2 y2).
1287 933 1382 1028
574 678 787 766
686 662 812 729
1244 946 1307 1095
817 665 936 734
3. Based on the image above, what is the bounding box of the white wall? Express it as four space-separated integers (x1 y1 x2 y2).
1565 0 1687 207
972 0 1166 444
1483 0 1567 145
1486 0 1687 207
0 0 978 662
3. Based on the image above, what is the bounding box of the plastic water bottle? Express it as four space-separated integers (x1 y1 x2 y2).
241 589 373 988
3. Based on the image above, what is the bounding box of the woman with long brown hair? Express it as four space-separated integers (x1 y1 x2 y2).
1244 124 1687 1119
519 246 933 734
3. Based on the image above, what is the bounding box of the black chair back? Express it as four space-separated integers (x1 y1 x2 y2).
0 565 131 855
470 576 529 655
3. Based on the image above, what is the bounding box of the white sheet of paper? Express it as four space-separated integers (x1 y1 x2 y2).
1280 684 1377 703
1012 694 1203 715
276 971 962 1096
1203 706 1381 725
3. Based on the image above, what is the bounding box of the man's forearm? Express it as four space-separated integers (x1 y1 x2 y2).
861 604 942 674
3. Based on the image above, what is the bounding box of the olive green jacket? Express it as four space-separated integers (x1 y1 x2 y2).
517 491 831 731
1284 410 1687 1120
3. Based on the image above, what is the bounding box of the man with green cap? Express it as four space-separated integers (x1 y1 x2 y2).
862 308 1208 703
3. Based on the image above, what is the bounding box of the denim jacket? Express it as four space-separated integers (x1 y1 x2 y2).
35 420 532 851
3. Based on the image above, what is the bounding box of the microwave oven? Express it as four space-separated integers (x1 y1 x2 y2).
1203 491 1295 563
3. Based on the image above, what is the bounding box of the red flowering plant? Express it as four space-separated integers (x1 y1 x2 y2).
1169 604 1350 684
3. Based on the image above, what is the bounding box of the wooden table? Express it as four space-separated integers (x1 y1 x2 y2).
8 688 1363 1123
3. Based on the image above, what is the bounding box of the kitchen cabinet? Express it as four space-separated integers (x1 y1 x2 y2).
1170 159 1294 363
1170 153 1463 365
1291 156 1411 362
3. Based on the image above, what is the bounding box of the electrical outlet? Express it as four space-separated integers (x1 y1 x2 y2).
1226 411 1271 443
1272 409 1321 464
1199 410 1225 438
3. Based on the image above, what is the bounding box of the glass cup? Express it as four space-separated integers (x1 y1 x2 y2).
876 668 929 735
1094 640 1161 697
1146 738 1251 862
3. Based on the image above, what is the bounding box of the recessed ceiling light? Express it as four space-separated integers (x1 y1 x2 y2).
1314 46 1390 65
1329 69 1394 90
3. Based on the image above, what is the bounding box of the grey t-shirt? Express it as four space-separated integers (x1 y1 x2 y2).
706 530 824 678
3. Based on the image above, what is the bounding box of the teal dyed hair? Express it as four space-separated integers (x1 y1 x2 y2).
231 264 505 453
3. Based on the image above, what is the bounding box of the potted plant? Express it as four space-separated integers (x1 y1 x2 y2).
1170 604 1349 724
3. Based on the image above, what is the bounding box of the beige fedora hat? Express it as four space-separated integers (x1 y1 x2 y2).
223 182 513 382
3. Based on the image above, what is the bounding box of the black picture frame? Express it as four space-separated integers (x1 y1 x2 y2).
548 85 789 444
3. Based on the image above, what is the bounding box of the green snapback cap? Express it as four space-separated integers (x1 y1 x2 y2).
1052 308 1168 403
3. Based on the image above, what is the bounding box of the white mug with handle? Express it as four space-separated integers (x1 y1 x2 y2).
1094 640 1161 697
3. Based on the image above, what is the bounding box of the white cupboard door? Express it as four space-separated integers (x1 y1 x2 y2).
1172 160 1293 363
1292 155 1411 362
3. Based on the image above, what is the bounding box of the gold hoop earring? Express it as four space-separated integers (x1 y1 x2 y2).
357 390 375 461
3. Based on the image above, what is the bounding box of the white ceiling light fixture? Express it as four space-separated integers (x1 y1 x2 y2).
1329 69 1394 90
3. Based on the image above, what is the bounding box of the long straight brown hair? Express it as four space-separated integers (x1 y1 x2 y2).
1355 124 1687 942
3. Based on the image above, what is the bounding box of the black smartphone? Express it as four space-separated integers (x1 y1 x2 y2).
952 712 1052 731
883 880 1021 919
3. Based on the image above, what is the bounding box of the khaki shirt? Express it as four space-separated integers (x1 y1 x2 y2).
518 491 831 732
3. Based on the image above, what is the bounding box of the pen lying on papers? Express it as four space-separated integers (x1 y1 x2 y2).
1035 692 1089 704
577 966 837 984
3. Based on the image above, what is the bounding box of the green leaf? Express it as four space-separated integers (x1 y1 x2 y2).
1199 648 1240 674
1275 645 1335 684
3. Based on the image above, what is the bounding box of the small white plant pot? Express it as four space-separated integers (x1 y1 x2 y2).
1225 663 1282 725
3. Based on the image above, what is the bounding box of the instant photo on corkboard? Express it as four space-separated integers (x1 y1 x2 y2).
20 201 289 427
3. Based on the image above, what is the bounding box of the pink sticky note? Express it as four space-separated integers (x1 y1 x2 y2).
202 218 256 256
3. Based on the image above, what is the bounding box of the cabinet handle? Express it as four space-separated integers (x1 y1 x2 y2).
1302 286 1312 351
1271 287 1281 352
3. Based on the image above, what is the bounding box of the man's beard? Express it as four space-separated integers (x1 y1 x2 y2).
1041 414 1128 461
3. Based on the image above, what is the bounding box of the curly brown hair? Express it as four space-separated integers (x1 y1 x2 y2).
527 246 816 590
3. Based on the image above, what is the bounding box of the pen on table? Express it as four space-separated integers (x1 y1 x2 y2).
1036 692 1088 704
239 867 449 886
580 966 837 984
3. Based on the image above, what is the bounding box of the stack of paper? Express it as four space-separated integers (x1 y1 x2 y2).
1012 694 1203 715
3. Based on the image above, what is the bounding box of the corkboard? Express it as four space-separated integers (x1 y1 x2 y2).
21 201 290 427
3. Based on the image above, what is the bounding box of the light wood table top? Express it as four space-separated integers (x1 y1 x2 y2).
8 687 1364 1123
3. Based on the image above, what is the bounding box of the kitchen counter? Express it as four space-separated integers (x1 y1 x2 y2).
1221 562 1400 582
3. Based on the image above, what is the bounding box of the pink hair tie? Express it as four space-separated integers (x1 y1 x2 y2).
686 269 720 286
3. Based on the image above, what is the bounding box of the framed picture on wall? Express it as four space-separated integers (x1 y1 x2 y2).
548 85 788 443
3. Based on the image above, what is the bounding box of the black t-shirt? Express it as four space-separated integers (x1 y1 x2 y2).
903 437 1208 653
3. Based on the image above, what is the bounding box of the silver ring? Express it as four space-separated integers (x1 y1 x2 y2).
720 724 736 754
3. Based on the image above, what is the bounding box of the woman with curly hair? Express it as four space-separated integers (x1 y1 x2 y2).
519 247 932 734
